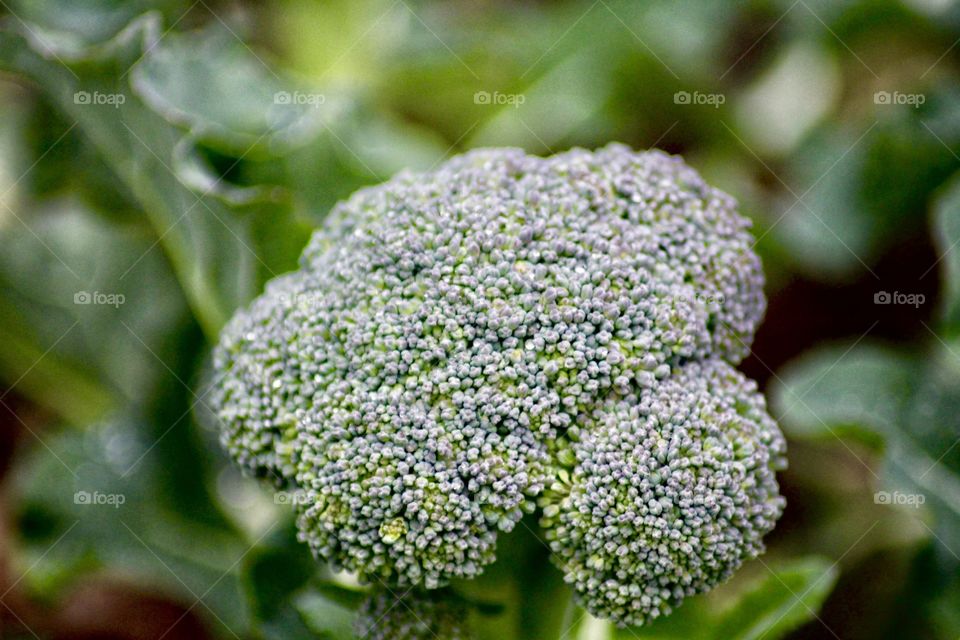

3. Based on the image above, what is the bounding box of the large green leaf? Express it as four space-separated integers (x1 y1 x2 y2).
6 0 186 56
771 148 960 638
934 171 960 332
774 342 960 545
0 198 192 424
708 558 838 640
771 128 875 281
761 84 960 283
16 97 144 223
240 524 321 640
617 557 837 640
12 420 252 637
130 26 331 156
0 13 310 338
294 591 356 640
128 20 444 220
770 344 917 441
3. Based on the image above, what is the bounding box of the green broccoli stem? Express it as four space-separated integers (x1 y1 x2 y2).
451 514 578 640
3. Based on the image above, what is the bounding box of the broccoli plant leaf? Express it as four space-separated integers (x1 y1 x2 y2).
771 344 917 442
0 198 192 424
707 558 838 640
5 0 187 56
774 341 960 536
241 524 321 640
128 21 446 222
294 591 356 640
770 87 960 283
130 25 331 156
617 557 837 640
12 420 252 636
0 13 309 338
771 128 874 280
310 581 366 612
772 163 960 637
934 171 960 333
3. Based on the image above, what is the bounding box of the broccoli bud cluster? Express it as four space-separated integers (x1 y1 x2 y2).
539 359 785 624
354 590 471 640
210 144 785 626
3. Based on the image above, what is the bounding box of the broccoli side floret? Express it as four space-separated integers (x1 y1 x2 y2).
539 359 785 625
354 590 471 640
210 144 785 626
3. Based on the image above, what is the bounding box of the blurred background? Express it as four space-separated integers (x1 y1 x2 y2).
0 0 959 638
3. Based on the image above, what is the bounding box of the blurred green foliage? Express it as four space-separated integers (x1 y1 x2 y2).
774 177 960 638
0 0 959 638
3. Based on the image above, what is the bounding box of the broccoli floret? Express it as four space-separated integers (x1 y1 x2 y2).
213 272 308 484
539 359 785 625
210 144 784 626
354 590 471 640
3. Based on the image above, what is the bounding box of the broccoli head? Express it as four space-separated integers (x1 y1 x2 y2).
210 144 785 626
